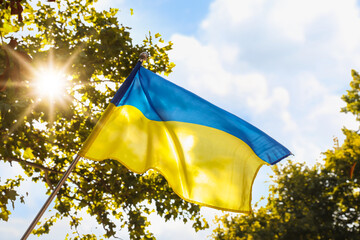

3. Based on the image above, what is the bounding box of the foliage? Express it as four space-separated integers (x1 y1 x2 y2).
342 70 360 120
0 175 24 221
0 0 208 239
212 70 360 240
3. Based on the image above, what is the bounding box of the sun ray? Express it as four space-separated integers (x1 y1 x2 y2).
2 100 40 142
33 67 67 100
2 45 81 134
1 43 93 139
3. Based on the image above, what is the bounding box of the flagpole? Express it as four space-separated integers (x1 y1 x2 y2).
20 154 82 240
20 53 149 240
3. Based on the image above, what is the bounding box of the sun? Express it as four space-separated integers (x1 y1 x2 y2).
34 68 66 100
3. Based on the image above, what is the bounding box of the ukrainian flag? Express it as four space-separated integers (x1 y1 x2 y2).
79 61 291 213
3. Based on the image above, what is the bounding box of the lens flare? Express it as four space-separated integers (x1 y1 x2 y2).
35 68 66 100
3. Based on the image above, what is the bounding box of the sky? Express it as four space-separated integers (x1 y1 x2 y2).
1 0 360 239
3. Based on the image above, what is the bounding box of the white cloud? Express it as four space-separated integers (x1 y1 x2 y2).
281 111 297 132
169 35 291 115
168 35 233 97
0 217 28 239
197 0 360 83
268 0 339 43
201 0 265 28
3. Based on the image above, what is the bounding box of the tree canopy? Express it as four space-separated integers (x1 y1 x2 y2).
212 70 360 240
0 1 207 239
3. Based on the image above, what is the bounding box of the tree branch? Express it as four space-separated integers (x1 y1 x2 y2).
44 170 54 190
67 177 88 196
4 157 64 174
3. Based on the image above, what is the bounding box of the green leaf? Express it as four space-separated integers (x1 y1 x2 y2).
23 147 35 159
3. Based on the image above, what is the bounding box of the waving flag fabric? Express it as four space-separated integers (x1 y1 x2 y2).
79 61 291 213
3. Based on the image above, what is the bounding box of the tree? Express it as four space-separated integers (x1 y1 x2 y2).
0 1 207 239
212 70 360 240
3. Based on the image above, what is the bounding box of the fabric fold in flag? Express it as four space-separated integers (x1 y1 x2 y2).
79 61 291 213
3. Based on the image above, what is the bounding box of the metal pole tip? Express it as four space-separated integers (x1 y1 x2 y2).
139 52 149 62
